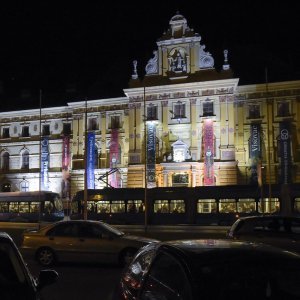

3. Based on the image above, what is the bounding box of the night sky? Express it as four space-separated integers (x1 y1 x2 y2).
0 1 299 111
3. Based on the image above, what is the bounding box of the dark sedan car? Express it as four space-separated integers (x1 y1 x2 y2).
0 231 58 300
227 215 300 253
115 239 300 300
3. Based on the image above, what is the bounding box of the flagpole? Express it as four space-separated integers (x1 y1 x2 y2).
84 99 88 220
38 89 42 227
144 87 148 233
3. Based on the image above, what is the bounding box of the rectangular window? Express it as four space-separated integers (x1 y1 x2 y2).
22 126 30 137
277 102 290 117
248 104 260 118
2 128 10 138
154 200 169 213
147 105 158 120
203 101 214 116
42 124 50 136
237 198 256 213
88 118 98 131
63 123 71 135
173 102 185 119
197 199 217 213
219 199 237 213
110 116 120 129
110 200 125 213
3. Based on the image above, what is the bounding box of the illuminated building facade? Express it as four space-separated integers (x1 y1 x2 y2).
0 13 299 204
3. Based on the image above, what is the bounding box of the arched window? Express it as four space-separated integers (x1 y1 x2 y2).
1 151 9 171
20 180 29 192
21 150 30 170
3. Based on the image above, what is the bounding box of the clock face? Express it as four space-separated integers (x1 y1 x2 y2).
174 149 185 162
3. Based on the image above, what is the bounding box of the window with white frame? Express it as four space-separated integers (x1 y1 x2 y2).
21 150 30 170
147 104 158 120
2 128 10 138
173 101 185 119
88 117 98 131
20 180 29 192
22 125 30 137
1 152 9 171
202 99 214 116
42 124 50 136
110 115 121 129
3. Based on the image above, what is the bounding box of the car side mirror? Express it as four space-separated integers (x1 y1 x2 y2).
37 269 59 290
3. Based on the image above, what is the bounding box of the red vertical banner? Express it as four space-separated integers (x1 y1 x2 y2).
203 119 214 186
109 129 119 188
62 136 70 198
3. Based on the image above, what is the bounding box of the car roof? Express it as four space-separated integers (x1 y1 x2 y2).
235 215 300 222
152 239 300 261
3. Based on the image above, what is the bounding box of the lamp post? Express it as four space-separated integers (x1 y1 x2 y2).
143 86 148 233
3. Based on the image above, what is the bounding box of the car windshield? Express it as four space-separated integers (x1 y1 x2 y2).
99 222 124 236
190 251 300 299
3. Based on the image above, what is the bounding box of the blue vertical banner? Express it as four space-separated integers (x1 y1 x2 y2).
41 137 49 190
250 123 261 185
279 122 292 184
87 132 95 189
147 122 156 188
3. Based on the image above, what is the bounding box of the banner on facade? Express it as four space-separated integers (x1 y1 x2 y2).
279 122 292 184
87 132 95 189
41 137 49 190
147 122 156 188
250 123 261 185
109 129 119 188
62 135 70 198
203 119 214 186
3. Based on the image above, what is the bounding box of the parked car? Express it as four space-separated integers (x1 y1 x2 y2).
0 231 58 300
20 220 159 267
227 215 300 253
114 239 300 300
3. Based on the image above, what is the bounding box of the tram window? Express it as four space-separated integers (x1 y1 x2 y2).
154 200 169 213
197 199 217 213
219 199 236 213
9 202 19 213
19 202 29 213
87 201 97 213
294 198 300 213
111 200 125 213
127 200 143 213
170 200 185 213
29 202 39 213
258 198 279 213
0 202 9 213
96 201 110 213
237 198 256 213
44 201 54 213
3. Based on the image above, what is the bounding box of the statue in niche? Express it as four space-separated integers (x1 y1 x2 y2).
145 51 158 74
168 49 187 73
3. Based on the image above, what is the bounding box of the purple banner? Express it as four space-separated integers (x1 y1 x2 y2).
203 119 214 186
147 122 156 188
62 136 70 198
87 132 95 189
